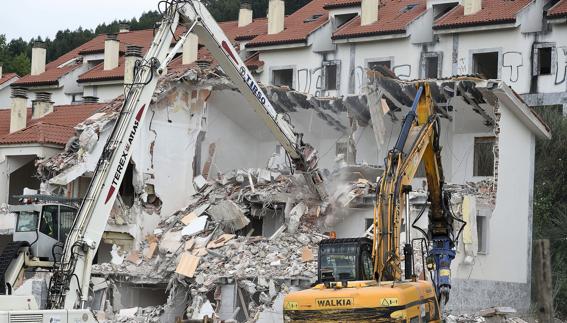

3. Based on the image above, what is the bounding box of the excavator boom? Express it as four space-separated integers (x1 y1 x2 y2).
284 82 460 322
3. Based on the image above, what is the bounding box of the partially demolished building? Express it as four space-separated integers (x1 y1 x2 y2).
0 0 559 320
26 62 549 320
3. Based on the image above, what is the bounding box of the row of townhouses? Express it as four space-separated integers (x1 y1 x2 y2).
0 0 561 315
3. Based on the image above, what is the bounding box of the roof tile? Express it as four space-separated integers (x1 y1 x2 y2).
0 73 19 87
323 0 362 9
0 104 104 145
333 0 426 39
548 0 567 18
246 0 329 48
433 0 532 29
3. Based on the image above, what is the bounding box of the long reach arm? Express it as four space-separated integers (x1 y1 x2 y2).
374 83 458 304
48 0 326 310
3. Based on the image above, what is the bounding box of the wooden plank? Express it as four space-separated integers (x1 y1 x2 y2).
301 247 314 262
533 239 553 323
175 252 200 278
143 242 158 260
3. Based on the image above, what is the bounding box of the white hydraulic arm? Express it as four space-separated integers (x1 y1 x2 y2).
175 0 327 200
47 0 327 310
47 5 186 310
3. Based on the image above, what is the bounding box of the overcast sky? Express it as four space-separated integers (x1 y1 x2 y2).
0 0 159 41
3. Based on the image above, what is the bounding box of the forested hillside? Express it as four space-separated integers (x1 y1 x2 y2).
0 0 309 76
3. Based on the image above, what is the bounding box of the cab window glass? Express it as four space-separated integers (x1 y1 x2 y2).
40 205 59 239
409 316 419 323
362 250 373 280
59 206 77 243
320 254 356 280
16 211 38 232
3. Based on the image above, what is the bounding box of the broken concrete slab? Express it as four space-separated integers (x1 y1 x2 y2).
287 202 307 234
208 200 250 232
193 175 209 192
181 216 207 237
175 253 200 278
159 230 183 254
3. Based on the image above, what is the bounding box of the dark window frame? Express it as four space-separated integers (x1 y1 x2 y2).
271 68 295 88
473 136 496 177
322 61 340 91
533 43 556 76
472 51 500 79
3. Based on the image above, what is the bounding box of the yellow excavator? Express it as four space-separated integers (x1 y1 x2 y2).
283 83 463 322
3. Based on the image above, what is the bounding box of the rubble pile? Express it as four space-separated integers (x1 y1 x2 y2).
92 168 329 321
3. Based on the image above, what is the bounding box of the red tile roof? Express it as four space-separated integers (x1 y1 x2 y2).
244 52 265 71
433 0 532 30
246 0 329 48
13 64 82 87
548 0 567 18
219 19 268 41
0 73 19 87
323 0 362 9
0 104 103 145
333 0 426 39
77 57 126 83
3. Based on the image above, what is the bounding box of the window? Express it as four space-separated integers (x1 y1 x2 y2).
473 52 499 79
320 254 357 280
361 250 373 280
323 62 339 91
59 206 77 243
476 215 488 253
424 55 440 79
272 68 294 88
473 137 495 176
368 60 391 71
40 205 59 240
365 218 374 232
334 13 357 29
533 45 555 76
16 211 38 232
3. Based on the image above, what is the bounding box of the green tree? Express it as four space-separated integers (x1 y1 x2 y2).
533 105 567 318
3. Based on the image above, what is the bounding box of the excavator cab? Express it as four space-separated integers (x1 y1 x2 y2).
318 238 374 283
11 203 78 261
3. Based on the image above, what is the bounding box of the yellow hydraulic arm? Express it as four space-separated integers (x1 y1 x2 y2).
374 83 455 302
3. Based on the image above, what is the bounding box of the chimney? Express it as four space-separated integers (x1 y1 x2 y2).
83 96 100 104
124 45 142 85
182 33 199 65
31 41 47 76
119 23 130 33
238 3 253 27
32 92 53 119
361 0 379 26
104 33 120 71
463 0 481 15
267 0 285 34
10 88 28 133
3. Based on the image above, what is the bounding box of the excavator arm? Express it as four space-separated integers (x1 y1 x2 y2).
176 1 327 200
374 83 456 303
47 0 326 310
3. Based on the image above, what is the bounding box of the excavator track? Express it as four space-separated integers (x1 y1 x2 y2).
0 241 29 294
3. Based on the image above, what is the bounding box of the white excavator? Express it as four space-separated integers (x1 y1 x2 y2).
0 1 326 321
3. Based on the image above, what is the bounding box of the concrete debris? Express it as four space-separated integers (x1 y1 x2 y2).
287 202 307 234
194 175 209 192
181 216 207 237
208 200 250 232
